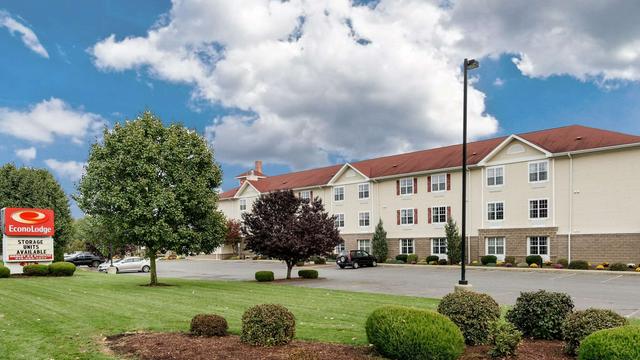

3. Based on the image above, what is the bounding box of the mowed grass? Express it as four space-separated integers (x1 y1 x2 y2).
0 270 438 360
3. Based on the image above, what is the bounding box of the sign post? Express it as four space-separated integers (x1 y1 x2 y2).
1 208 55 274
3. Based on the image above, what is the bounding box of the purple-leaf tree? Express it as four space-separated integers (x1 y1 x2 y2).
242 190 342 279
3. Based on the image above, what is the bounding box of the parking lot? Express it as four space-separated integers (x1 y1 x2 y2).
126 259 640 318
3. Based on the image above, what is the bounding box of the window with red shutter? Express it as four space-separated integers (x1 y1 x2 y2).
414 208 418 224
428 208 432 224
427 176 431 192
396 210 400 225
413 177 418 194
447 206 451 220
446 174 451 191
396 180 400 196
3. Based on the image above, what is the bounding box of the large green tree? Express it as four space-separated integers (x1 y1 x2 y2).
76 111 226 285
0 164 73 261
445 217 461 265
69 215 130 258
371 219 388 262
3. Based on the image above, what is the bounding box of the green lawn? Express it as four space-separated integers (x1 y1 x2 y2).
0 270 438 359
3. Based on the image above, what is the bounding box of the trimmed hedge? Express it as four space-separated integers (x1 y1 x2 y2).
312 257 326 265
569 260 589 270
406 254 418 264
557 258 569 268
298 269 318 279
395 254 408 263
525 255 543 266
609 263 628 272
0 266 9 278
563 308 628 355
23 264 49 276
437 290 501 345
241 304 295 346
504 256 516 265
488 320 522 358
481 255 497 265
506 290 574 340
426 255 439 263
578 326 640 360
190 314 228 337
366 306 464 360
438 259 448 265
48 262 76 276
255 271 274 282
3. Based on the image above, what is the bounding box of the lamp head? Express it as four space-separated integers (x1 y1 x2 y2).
465 59 479 70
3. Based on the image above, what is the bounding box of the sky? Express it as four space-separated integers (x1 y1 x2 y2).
1 0 639 218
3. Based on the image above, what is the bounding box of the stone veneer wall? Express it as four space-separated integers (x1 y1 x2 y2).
474 227 559 263
562 233 640 264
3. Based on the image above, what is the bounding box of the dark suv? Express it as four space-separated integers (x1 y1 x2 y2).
64 252 104 267
336 250 377 269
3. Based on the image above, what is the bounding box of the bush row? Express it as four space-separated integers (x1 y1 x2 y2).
19 262 76 277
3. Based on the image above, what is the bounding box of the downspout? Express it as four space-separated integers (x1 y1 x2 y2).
568 153 573 263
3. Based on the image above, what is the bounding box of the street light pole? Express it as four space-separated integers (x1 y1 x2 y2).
459 58 478 286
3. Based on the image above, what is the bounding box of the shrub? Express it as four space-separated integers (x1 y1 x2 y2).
488 320 522 358
311 257 326 265
596 264 605 270
471 260 480 266
23 264 49 276
0 266 9 278
516 262 529 268
506 290 574 340
609 263 628 272
298 269 318 279
437 290 501 345
578 325 640 360
255 271 274 282
481 255 497 265
487 263 497 267
366 306 464 360
557 258 569 268
526 255 543 266
529 263 539 268
504 263 513 268
569 260 589 270
295 261 305 267
563 308 628 355
190 314 228 337
385 259 400 264
504 256 516 265
241 304 295 346
426 255 439 263
438 259 448 265
407 254 418 264
395 254 408 263
48 262 76 276
554 263 564 269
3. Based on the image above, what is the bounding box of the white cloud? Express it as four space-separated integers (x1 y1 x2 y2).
91 1 640 168
14 147 36 162
0 98 105 144
0 10 49 58
493 78 504 87
44 159 85 181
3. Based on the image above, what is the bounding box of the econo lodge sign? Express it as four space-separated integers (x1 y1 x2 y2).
3 208 55 236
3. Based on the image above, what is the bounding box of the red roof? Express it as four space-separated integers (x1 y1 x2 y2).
220 125 640 199
235 169 267 178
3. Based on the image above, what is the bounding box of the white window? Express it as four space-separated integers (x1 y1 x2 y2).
487 166 504 186
239 199 247 212
529 199 549 219
528 236 549 261
334 213 345 228
529 160 548 183
358 212 370 227
486 237 505 261
400 239 415 254
487 202 504 221
400 177 414 195
432 206 447 224
357 239 371 253
400 208 414 225
432 238 447 256
431 174 447 192
335 241 345 254
333 186 344 201
358 183 370 199
300 191 311 200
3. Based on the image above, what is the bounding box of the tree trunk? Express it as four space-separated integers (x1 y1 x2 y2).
286 260 294 279
149 250 158 286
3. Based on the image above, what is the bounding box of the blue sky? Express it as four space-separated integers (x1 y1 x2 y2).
1 1 639 217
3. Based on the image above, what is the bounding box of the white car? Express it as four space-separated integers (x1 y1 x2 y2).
98 257 150 273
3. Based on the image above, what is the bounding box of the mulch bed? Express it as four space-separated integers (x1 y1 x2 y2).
107 333 574 360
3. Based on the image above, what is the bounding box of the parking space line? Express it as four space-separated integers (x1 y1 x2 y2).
625 309 640 318
601 275 623 283
550 273 576 280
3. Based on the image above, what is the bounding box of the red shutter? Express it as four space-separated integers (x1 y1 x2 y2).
310 190 313 199
447 206 451 220
414 208 418 224
427 176 431 192
396 180 400 195
428 208 432 224
413 177 418 194
446 173 451 191
396 210 401 225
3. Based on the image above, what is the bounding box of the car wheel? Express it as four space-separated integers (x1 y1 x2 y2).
353 261 359 269
92 260 100 268
372 260 378 267
141 265 150 273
